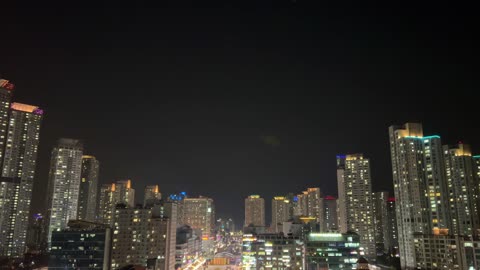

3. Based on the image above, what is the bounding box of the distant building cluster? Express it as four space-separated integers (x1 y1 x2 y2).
241 122 480 269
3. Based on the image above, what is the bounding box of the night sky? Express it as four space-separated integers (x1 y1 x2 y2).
1 1 479 228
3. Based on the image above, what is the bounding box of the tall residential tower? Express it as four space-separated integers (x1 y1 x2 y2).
443 143 480 235
244 195 265 227
389 123 450 268
0 84 43 257
337 154 375 258
46 139 83 247
271 196 292 232
183 196 215 238
97 179 135 225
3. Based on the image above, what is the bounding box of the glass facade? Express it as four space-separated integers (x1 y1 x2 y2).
49 222 111 270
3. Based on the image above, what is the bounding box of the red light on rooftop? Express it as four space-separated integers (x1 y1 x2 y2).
324 195 336 200
387 197 396 202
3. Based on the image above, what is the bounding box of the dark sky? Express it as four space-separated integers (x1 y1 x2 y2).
1 1 479 228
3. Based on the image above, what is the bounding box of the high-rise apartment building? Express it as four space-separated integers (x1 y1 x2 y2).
372 191 389 255
111 202 177 269
337 154 375 258
97 179 135 225
244 195 265 227
271 196 292 232
77 155 99 222
46 138 83 247
389 123 450 268
444 143 480 236
183 196 215 238
115 179 135 207
321 195 337 232
144 184 161 207
111 206 150 268
305 188 322 224
293 188 322 226
98 183 116 225
0 87 43 257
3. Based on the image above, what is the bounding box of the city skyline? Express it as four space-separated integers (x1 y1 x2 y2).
1 81 480 268
2 2 479 233
3 79 480 231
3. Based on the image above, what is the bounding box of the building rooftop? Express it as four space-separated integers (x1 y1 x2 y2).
10 102 43 115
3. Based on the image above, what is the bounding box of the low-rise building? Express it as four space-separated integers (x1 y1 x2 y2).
48 220 112 270
242 233 303 269
176 225 202 268
305 232 360 270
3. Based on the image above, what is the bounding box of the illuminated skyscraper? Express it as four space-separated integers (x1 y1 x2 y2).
77 155 99 222
372 191 389 255
97 179 135 225
337 154 375 258
321 195 337 232
389 123 450 268
443 143 480 235
271 196 292 232
244 195 265 227
46 139 83 247
144 184 161 207
183 196 215 238
0 97 43 257
305 188 322 224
